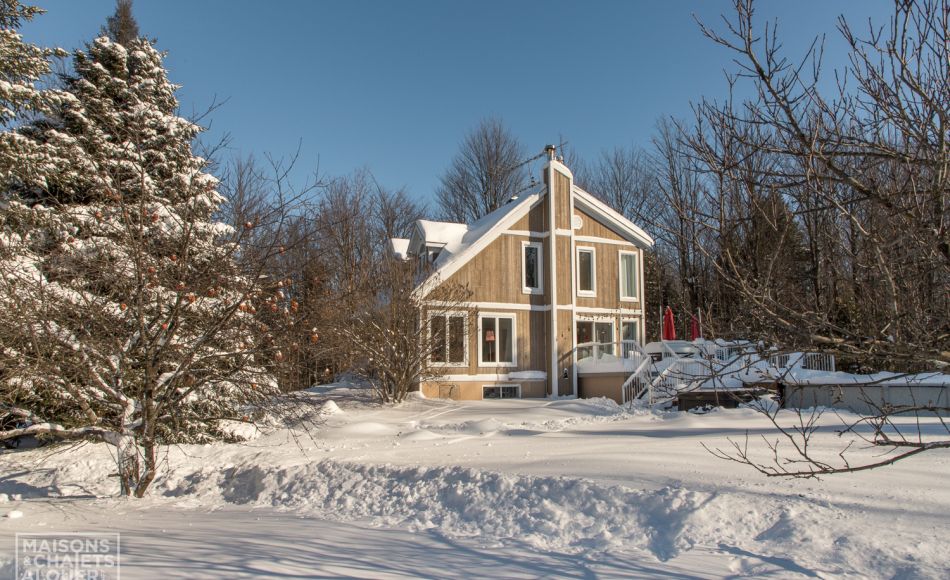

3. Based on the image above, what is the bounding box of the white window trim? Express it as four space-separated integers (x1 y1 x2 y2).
620 318 640 344
428 311 469 367
576 246 596 297
482 384 521 399
521 240 544 295
477 312 517 367
619 250 638 302
576 317 615 345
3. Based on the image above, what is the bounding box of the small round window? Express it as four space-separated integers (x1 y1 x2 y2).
572 214 583 230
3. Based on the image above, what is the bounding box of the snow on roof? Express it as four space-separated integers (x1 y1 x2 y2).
414 190 544 296
416 220 468 247
411 167 653 297
389 238 410 260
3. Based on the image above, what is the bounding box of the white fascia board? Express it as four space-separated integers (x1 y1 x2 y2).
548 158 574 180
412 193 543 298
572 186 655 248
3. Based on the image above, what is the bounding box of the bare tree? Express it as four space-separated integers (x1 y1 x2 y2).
218 154 333 393
333 257 472 403
686 0 949 367
587 145 658 224
436 117 529 223
688 0 950 475
705 385 950 477
373 184 426 243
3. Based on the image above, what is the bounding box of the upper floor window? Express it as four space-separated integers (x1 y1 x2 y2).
522 241 543 295
619 251 638 301
577 247 596 296
479 314 515 366
430 313 467 366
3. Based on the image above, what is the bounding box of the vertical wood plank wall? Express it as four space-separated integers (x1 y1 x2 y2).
421 163 648 400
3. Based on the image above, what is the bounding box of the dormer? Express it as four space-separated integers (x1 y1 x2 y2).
406 219 468 273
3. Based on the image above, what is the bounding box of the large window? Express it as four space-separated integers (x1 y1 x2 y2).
577 247 596 296
429 313 467 366
479 314 515 366
619 251 638 301
522 241 543 294
577 319 614 356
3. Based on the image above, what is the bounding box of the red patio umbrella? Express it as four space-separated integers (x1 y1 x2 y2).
690 314 702 341
662 306 676 341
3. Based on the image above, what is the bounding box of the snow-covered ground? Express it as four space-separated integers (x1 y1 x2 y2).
2 385 948 578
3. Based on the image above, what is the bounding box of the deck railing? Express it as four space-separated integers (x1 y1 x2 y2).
578 340 838 406
576 340 642 361
768 352 836 373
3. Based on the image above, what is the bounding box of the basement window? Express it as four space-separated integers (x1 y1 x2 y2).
483 384 520 399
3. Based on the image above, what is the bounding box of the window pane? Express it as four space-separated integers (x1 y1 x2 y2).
622 322 638 342
596 322 613 355
484 385 519 399
481 317 497 363
578 250 593 292
621 254 636 298
448 316 465 363
524 245 538 289
576 321 593 344
498 317 513 363
430 316 446 362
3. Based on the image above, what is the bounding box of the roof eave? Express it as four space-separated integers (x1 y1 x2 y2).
572 186 655 248
412 192 543 299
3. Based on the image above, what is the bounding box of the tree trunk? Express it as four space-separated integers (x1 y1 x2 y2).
116 434 139 497
134 437 157 498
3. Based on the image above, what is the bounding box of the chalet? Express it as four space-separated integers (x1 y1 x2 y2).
391 146 654 402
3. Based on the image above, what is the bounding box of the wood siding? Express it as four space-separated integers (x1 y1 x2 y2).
556 236 573 305
420 380 546 400
575 240 642 310
556 309 575 396
511 201 547 232
445 235 549 305
421 160 649 400
576 208 627 241
471 309 547 374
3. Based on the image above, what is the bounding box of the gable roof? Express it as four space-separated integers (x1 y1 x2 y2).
413 174 655 298
572 185 655 248
412 189 544 297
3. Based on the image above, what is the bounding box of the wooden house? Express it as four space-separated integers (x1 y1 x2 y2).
392 146 654 401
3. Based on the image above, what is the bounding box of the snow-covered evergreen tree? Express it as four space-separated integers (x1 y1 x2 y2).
0 34 284 497
0 1 62 125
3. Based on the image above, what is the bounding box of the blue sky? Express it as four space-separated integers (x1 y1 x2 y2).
23 1 891 207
